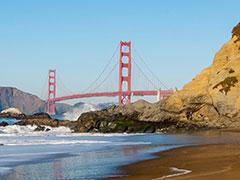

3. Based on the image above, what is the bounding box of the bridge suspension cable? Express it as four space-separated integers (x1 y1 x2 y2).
132 59 159 90
40 74 48 100
57 73 75 96
90 60 118 92
82 44 119 93
132 46 169 89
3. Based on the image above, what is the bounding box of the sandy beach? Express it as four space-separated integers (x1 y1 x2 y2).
108 143 240 180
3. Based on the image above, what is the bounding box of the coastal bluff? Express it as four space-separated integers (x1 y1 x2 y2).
139 22 240 128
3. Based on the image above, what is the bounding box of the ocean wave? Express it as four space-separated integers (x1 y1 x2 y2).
1 139 151 146
56 133 146 137
0 151 65 158
63 103 99 121
0 125 72 135
4 140 110 146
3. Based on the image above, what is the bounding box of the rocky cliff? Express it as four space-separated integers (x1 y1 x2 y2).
139 22 240 128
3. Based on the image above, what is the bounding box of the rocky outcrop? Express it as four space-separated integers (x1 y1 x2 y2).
0 121 9 127
74 100 210 133
9 107 208 133
232 22 240 40
16 112 77 129
22 112 51 120
8 100 210 133
137 22 240 128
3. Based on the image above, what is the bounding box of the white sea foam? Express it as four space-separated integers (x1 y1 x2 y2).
0 125 72 135
63 103 99 121
1 138 150 146
56 133 146 137
110 141 152 145
0 125 151 146
0 125 36 134
4 140 110 146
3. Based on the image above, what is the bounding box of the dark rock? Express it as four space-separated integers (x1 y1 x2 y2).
72 107 210 133
26 113 52 120
15 113 77 132
0 121 8 127
16 118 75 128
34 125 46 131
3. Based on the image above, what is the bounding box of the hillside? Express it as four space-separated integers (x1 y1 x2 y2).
0 87 45 114
0 87 72 115
0 87 114 117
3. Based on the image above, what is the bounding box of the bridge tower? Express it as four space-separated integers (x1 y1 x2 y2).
118 41 132 106
47 69 56 114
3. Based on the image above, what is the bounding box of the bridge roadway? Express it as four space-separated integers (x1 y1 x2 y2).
49 90 174 102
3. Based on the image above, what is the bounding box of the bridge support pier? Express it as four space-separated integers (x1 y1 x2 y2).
118 41 132 106
47 69 56 115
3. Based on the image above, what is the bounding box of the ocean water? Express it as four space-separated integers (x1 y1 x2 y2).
0 118 20 125
0 121 240 179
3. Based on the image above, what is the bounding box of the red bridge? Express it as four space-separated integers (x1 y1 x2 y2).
46 41 174 114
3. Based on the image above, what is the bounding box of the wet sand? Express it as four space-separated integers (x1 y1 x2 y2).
108 141 240 179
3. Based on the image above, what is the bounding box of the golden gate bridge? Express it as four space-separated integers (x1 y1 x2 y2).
46 41 174 114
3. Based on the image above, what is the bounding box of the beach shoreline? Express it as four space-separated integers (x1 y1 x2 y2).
107 142 240 180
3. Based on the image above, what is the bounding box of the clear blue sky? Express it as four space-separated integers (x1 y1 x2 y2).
0 0 239 102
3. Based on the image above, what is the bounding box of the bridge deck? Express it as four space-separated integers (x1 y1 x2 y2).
50 90 174 102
